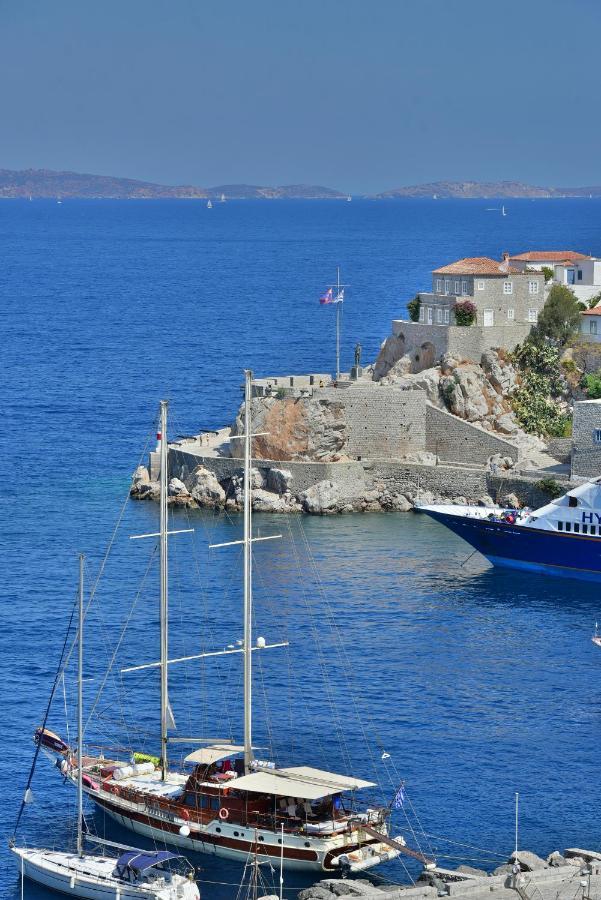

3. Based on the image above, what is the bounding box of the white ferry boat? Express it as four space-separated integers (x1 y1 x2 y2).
419 478 601 580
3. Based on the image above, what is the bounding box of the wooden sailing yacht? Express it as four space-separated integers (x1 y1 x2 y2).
38 374 421 874
12 556 199 900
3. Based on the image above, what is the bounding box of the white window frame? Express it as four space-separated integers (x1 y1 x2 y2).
444 308 450 324
419 304 425 322
483 309 494 327
507 308 515 321
427 307 433 324
476 280 485 291
590 319 598 335
436 279 442 292
528 308 538 323
461 280 468 295
503 281 513 295
444 279 450 294
454 280 460 294
436 308 443 323
528 280 539 295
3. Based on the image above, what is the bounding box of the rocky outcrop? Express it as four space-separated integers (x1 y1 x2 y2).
231 396 348 462
187 466 226 508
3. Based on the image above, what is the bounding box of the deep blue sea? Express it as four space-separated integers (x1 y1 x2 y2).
4 198 601 899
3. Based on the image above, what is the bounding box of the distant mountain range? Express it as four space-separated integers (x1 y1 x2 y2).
0 169 346 200
0 169 600 200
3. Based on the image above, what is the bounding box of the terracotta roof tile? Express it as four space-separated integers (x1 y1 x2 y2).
509 251 589 263
432 257 525 276
582 307 601 316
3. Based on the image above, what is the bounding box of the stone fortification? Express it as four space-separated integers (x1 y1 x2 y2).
133 350 567 516
571 399 601 477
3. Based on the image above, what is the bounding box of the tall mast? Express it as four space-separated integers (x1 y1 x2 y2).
159 399 169 779
335 266 341 381
77 553 84 858
243 370 254 772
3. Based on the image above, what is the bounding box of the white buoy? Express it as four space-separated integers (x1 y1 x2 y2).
256 636 266 648
179 825 191 837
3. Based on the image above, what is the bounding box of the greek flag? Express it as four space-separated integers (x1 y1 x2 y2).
392 783 406 809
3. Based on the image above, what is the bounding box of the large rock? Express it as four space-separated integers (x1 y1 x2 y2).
481 349 518 396
266 467 293 494
231 396 348 462
252 488 298 513
456 865 488 877
186 466 226 507
132 465 150 486
300 481 345 514
373 333 408 381
509 850 548 872
168 477 189 497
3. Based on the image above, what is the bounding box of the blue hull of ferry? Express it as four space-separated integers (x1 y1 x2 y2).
423 510 601 581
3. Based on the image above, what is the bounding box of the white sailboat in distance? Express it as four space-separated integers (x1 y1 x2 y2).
11 556 199 899
37 383 427 875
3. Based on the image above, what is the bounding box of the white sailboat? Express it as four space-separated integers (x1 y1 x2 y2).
11 555 199 900
501 205 507 216
220 193 226 203
207 199 213 209
39 387 423 874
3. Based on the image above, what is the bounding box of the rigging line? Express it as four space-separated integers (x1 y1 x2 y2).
422 832 507 857
291 519 433 863
61 671 71 748
283 521 354 774
85 544 158 728
12 590 78 839
61 427 154 678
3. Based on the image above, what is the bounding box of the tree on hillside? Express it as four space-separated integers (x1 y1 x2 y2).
533 284 581 346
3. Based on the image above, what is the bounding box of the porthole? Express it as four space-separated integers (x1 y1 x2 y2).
278 838 282 844
258 836 264 842
234 831 239 837
216 827 221 833
305 841 311 847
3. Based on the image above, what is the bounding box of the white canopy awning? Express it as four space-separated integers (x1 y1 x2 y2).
279 766 375 792
231 766 375 800
184 744 245 766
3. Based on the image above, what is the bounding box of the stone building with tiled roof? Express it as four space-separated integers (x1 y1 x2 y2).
388 254 545 372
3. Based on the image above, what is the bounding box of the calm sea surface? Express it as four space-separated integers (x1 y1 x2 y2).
4 198 601 898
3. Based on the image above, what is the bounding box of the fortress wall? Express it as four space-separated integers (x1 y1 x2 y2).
425 405 520 464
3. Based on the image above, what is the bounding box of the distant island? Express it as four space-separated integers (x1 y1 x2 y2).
372 180 601 199
0 168 346 200
1 168 601 200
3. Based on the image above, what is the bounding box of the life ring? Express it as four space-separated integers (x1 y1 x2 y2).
112 784 121 797
181 808 190 821
219 807 229 821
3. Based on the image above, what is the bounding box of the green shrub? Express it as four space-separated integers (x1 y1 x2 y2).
453 300 477 326
407 296 421 322
275 387 286 400
535 478 564 499
588 291 601 309
510 338 568 435
561 357 576 373
541 266 554 283
535 284 581 346
582 370 601 399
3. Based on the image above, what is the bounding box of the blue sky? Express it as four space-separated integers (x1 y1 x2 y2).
0 0 599 193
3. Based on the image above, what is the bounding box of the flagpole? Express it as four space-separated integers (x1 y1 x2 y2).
336 266 341 381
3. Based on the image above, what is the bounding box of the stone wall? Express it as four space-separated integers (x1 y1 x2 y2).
168 446 568 509
320 384 427 459
390 320 531 366
571 399 601 478
425 405 520 464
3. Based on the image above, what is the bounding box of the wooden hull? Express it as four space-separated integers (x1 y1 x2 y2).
91 789 397 873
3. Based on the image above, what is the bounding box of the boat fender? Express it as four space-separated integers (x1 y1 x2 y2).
82 773 99 791
219 807 229 820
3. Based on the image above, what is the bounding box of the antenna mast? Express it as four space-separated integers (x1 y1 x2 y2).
243 370 254 773
159 400 169 779
77 553 84 858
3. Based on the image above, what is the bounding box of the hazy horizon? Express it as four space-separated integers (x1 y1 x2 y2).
1 0 599 193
